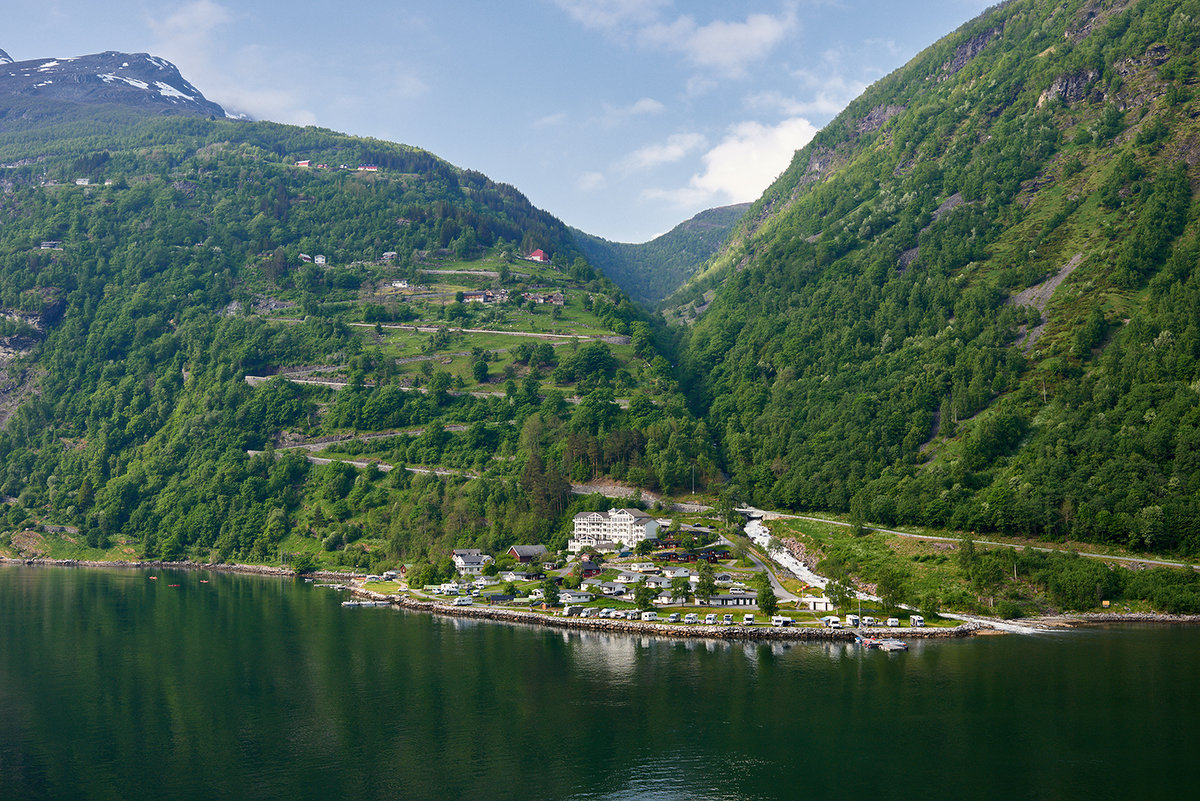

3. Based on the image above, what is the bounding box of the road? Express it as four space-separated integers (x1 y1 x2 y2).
746 508 1199 572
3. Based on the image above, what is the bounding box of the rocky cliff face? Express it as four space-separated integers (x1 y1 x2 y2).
0 49 227 118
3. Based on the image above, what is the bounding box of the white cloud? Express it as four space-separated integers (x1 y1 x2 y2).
552 0 670 29
534 111 569 128
147 1 317 124
619 132 706 172
577 171 607 191
646 116 817 207
747 83 862 118
595 96 665 127
639 10 797 77
147 0 231 46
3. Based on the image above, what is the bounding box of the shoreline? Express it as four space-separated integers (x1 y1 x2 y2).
8 556 1200 640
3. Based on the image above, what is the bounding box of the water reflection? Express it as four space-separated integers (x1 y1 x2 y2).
4 567 1200 801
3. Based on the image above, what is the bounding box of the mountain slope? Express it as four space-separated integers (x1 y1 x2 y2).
572 203 749 307
0 50 228 122
0 90 716 572
680 0 1200 554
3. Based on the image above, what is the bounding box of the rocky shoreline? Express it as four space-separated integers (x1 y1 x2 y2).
348 587 981 641
0 555 356 582
8 556 1199 640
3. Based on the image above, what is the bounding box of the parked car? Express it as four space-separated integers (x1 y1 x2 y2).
667 613 681 623
722 614 734 625
704 613 719 624
684 613 699 624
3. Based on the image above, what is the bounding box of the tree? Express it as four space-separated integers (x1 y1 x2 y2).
696 561 717 602
472 359 488 383
290 552 317 574
827 576 854 610
669 575 691 603
755 571 779 616
876 567 908 614
634 579 656 611
539 575 559 607
634 538 653 556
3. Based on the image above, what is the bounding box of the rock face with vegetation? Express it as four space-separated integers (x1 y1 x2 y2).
674 0 1200 555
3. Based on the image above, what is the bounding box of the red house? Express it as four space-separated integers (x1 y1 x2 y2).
527 249 549 263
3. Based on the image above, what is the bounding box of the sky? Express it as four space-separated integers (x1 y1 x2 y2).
5 1 994 242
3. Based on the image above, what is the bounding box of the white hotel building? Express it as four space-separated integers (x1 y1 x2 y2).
568 508 659 552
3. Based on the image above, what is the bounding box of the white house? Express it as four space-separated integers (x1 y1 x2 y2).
568 508 659 552
452 548 493 576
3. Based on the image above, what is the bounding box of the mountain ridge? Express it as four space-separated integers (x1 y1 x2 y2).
676 0 1200 552
0 49 228 121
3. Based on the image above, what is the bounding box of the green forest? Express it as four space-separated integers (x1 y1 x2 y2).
2 0 1200 611
0 115 717 578
676 0 1200 555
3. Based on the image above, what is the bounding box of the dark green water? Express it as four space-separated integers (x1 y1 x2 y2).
1 565 1196 801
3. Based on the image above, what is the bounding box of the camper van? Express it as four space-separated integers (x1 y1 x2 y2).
771 615 792 627
910 615 925 627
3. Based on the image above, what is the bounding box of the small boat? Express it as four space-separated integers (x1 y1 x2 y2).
149 576 158 580
200 580 209 583
879 639 908 652
168 584 180 588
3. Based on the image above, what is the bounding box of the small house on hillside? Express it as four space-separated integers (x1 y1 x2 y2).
526 249 549 263
507 544 547 563
452 548 493 576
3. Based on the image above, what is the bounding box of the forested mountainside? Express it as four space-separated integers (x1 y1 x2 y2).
571 203 749 307
677 0 1200 554
0 102 718 576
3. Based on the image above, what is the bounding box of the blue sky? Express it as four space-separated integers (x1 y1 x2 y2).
7 1 993 242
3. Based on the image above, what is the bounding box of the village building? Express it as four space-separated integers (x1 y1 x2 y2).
452 548 493 576
568 508 659 552
521 291 564 305
507 544 547 563
526 249 549 263
705 592 759 607
463 288 509 303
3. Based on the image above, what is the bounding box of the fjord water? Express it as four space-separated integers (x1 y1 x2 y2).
2 566 1196 801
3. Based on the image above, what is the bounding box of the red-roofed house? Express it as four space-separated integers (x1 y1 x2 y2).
527 249 549 263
